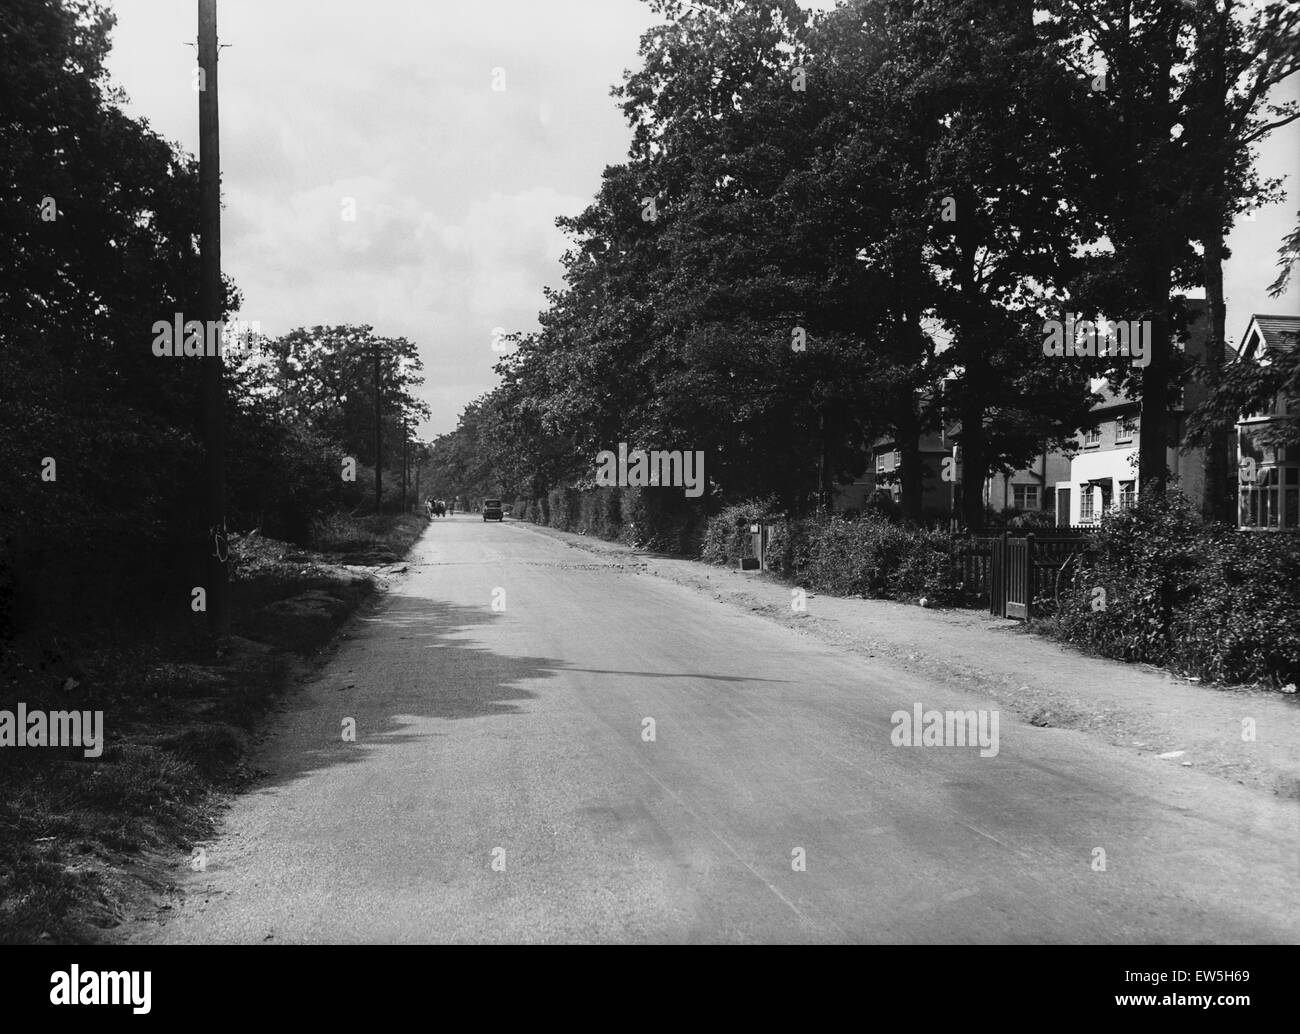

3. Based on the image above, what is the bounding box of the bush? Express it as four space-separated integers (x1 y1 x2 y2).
544 487 581 531
572 487 623 538
766 518 815 578
761 513 967 604
524 486 706 554
894 527 966 605
804 517 914 597
1052 493 1203 666
1175 532 1300 685
617 487 707 555
862 491 904 524
700 497 778 565
1003 508 1059 530
1049 491 1299 687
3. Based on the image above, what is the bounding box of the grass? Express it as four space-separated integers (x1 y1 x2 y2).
309 512 427 563
0 510 423 943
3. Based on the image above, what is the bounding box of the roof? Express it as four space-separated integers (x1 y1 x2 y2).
1237 314 1300 361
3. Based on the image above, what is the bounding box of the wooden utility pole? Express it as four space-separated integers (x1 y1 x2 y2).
401 415 408 513
198 0 229 635
373 339 382 511
413 446 422 514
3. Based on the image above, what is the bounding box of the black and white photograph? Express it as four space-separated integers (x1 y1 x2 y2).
1 0 1297 1012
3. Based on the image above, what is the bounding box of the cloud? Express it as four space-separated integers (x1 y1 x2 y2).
105 0 660 434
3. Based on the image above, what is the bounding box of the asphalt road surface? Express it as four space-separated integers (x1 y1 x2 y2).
132 515 1300 943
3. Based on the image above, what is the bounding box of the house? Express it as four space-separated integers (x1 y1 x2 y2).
1054 301 1225 526
835 300 1232 526
832 428 954 520
1052 387 1141 525
984 449 1073 520
1235 313 1300 531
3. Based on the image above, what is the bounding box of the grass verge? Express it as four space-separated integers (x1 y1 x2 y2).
0 511 426 944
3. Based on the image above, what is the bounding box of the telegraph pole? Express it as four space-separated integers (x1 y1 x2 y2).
198 0 229 635
412 444 422 514
373 339 383 511
401 415 409 513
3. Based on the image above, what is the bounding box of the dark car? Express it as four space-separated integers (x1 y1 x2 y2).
482 499 504 521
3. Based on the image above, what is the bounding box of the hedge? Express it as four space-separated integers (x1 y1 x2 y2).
709 511 967 605
518 486 709 555
700 497 779 565
1050 492 1300 687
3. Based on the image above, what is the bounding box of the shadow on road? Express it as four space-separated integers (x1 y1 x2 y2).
243 592 563 793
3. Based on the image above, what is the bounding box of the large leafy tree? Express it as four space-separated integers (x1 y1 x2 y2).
0 0 226 631
1181 0 1299 521
902 0 1099 530
1047 0 1208 496
228 325 430 534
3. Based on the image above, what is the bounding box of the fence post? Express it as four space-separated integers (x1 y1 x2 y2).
1025 533 1036 619
991 531 1007 617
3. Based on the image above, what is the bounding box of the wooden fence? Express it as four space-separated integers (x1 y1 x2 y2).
957 530 1092 619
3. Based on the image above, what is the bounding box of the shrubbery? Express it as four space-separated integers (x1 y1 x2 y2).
1051 493 1300 687
700 497 779 565
709 511 968 605
519 486 708 555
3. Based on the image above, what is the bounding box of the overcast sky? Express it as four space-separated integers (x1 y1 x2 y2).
104 1 1298 438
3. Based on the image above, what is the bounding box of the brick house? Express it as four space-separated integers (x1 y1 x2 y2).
1235 313 1300 531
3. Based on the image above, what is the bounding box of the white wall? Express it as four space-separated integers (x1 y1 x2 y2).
1063 447 1138 524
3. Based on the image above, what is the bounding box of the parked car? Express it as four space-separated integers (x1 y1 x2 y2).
482 499 504 521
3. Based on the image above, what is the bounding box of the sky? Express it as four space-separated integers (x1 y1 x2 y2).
103 1 1299 439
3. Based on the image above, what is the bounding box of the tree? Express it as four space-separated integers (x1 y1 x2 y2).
1182 0 1299 521
0 0 221 631
1047 0 1207 498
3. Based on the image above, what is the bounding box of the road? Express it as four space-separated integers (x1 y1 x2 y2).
130 515 1300 943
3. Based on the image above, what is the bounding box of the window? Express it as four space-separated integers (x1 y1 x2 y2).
1116 414 1137 442
1083 426 1101 448
1245 395 1278 420
1240 464 1300 530
893 449 901 466
1118 480 1136 509
1012 484 1039 511
1079 485 1095 521
875 451 887 474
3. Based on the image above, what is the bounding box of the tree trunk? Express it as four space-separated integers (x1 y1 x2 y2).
1197 10 1231 524
959 394 987 532
1136 27 1175 500
1138 263 1172 497
1202 229 1231 522
955 202 989 532
890 243 930 524
896 403 923 523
